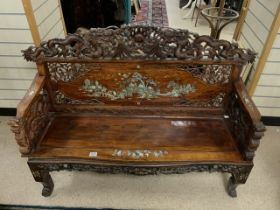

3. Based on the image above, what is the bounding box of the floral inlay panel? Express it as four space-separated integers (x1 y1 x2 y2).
81 72 195 100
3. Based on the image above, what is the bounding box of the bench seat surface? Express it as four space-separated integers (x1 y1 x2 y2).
31 115 243 163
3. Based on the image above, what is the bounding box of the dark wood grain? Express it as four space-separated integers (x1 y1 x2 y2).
234 78 261 122
31 115 242 162
15 74 46 118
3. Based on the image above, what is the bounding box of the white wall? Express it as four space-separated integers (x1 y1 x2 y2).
239 0 280 117
253 26 280 117
0 0 65 108
31 0 65 41
0 0 36 108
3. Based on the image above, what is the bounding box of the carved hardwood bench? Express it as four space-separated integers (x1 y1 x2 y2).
9 25 265 197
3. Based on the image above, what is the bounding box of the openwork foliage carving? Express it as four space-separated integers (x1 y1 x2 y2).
32 162 252 177
47 63 101 82
175 92 225 107
23 25 256 64
177 64 232 84
55 91 104 105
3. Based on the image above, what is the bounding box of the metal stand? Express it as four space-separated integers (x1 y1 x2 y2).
182 0 198 19
201 7 239 39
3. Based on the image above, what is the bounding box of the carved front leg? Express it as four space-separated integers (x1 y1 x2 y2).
227 176 238 197
41 170 54 197
28 162 54 197
226 165 252 197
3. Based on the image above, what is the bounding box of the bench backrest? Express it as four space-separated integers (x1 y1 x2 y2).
23 26 255 115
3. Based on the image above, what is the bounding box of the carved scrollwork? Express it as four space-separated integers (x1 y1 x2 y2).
208 93 225 107
30 161 252 176
23 25 256 64
8 90 51 155
177 64 232 84
175 93 225 107
55 90 104 105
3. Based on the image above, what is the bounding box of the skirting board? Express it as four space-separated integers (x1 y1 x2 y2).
0 108 280 126
261 116 280 126
0 108 16 116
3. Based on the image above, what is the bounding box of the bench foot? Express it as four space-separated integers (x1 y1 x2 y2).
226 165 252 198
227 176 238 197
28 162 54 196
41 170 54 197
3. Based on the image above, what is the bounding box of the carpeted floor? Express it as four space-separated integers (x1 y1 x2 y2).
132 0 168 27
0 116 280 209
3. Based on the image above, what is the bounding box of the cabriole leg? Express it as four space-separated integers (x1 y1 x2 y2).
41 170 54 196
227 176 238 197
226 165 252 198
28 162 54 197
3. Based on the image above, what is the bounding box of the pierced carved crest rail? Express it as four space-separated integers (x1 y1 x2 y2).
23 25 256 64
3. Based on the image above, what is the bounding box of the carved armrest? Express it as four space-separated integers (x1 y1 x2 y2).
8 74 51 155
227 79 265 161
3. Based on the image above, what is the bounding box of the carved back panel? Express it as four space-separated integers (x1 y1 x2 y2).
47 62 231 108
22 25 255 112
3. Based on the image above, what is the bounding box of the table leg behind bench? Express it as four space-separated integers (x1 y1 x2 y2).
28 162 54 197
